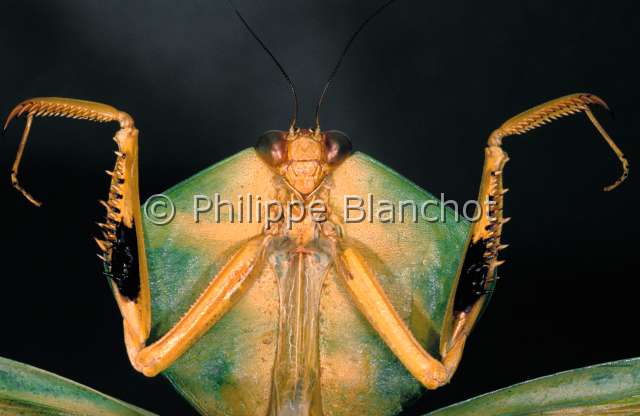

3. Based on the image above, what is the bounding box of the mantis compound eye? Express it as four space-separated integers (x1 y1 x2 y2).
256 130 288 167
324 130 353 165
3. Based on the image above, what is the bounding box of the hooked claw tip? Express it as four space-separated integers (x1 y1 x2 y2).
597 98 615 119
587 94 611 112
25 194 43 207
603 179 626 192
3 107 21 131
13 183 43 207
603 169 629 192
4 118 17 132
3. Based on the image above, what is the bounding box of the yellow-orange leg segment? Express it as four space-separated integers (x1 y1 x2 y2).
4 98 270 377
444 92 628 356
441 93 628 368
5 97 155 368
4 98 152 348
131 235 269 376
337 247 450 389
336 93 628 390
5 98 134 207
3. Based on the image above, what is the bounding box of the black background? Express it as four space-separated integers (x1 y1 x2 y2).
1 1 638 415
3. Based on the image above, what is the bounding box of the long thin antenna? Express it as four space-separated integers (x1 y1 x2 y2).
314 0 400 130
227 0 298 129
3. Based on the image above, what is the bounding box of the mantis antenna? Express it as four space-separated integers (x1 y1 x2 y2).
314 0 400 131
227 0 299 131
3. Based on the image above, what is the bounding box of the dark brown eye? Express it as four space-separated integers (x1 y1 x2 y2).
324 130 353 165
255 130 287 166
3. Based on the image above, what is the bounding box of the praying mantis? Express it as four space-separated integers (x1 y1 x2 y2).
1 1 633 415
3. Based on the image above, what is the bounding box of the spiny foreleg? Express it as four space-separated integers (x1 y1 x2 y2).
443 93 628 357
5 97 151 352
5 98 271 377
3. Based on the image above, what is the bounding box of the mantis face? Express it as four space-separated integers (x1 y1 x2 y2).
256 129 352 196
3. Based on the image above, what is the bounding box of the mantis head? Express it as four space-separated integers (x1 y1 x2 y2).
256 129 352 195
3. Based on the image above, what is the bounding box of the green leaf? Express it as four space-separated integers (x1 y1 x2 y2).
427 357 640 415
0 356 156 416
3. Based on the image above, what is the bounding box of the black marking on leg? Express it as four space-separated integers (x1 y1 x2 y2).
102 222 140 301
453 239 494 312
453 168 508 312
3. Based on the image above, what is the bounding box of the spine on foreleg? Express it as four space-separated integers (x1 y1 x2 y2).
453 92 629 317
454 146 510 312
95 137 141 302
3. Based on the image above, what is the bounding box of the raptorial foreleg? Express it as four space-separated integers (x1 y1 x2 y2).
5 98 270 377
442 93 628 358
333 94 628 391
5 98 151 347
